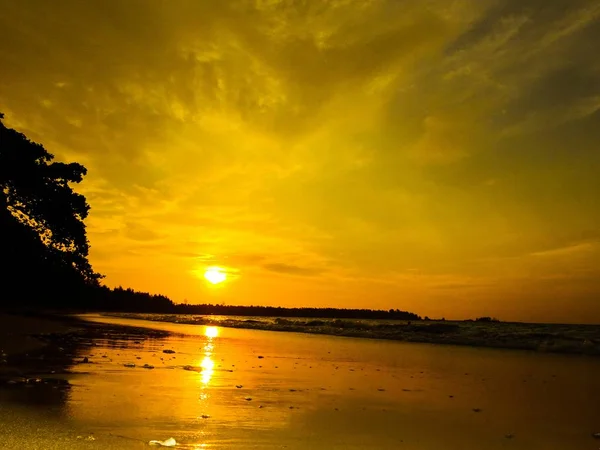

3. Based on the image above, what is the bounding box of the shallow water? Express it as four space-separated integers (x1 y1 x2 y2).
107 312 600 355
1 313 600 449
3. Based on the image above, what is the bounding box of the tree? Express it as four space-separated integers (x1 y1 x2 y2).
0 113 102 306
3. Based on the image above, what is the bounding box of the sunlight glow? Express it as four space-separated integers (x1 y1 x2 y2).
200 356 214 385
204 266 227 284
205 326 219 339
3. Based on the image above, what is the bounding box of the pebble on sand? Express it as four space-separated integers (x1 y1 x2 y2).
163 349 175 354
149 437 177 447
245 397 252 401
143 364 155 369
123 363 135 368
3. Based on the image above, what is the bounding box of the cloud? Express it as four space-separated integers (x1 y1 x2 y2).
529 241 598 258
1 0 600 321
263 263 324 277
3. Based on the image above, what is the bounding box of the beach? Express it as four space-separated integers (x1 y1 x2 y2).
1 313 600 449
0 312 72 356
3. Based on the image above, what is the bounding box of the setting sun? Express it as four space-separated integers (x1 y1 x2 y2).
204 267 226 285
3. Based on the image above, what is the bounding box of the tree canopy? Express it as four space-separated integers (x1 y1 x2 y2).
0 113 102 306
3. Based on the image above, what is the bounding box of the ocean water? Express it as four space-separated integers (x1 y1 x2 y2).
103 312 600 355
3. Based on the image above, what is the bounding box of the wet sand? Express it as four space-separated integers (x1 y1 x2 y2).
1 313 600 449
0 312 71 356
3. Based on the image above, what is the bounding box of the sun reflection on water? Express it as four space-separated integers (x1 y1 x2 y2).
197 326 219 387
200 356 214 385
205 326 219 338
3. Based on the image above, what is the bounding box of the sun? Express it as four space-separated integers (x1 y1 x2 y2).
204 267 227 285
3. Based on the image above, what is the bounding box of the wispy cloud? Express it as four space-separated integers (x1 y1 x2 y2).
263 263 325 277
1 0 600 321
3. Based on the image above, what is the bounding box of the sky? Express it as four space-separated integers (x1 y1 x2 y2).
1 0 599 323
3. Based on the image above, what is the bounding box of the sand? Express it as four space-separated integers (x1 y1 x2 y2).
0 312 71 356
1 313 600 449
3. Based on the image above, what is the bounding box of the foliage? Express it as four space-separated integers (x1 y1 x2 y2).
475 316 500 323
174 303 422 320
0 113 102 306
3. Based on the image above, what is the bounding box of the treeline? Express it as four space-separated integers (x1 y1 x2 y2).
173 304 422 320
80 288 423 320
84 286 175 312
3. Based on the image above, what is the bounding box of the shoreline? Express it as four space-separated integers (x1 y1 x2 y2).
100 312 600 356
2 310 600 359
0 312 75 358
0 311 170 360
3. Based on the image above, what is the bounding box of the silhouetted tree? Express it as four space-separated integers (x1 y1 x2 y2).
0 113 102 306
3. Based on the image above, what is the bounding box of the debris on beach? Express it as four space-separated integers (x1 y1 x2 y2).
124 363 136 368
77 435 96 441
236 385 243 388
143 364 155 369
149 437 177 447
244 397 252 401
183 365 201 372
163 349 175 354
81 357 89 363
257 355 264 359
200 414 210 419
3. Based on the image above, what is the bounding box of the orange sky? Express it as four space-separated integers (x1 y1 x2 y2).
1 0 599 323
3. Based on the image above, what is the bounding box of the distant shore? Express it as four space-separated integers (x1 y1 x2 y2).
102 312 600 356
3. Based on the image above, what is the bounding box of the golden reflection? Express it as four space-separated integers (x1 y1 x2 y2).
200 356 214 385
205 326 219 339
